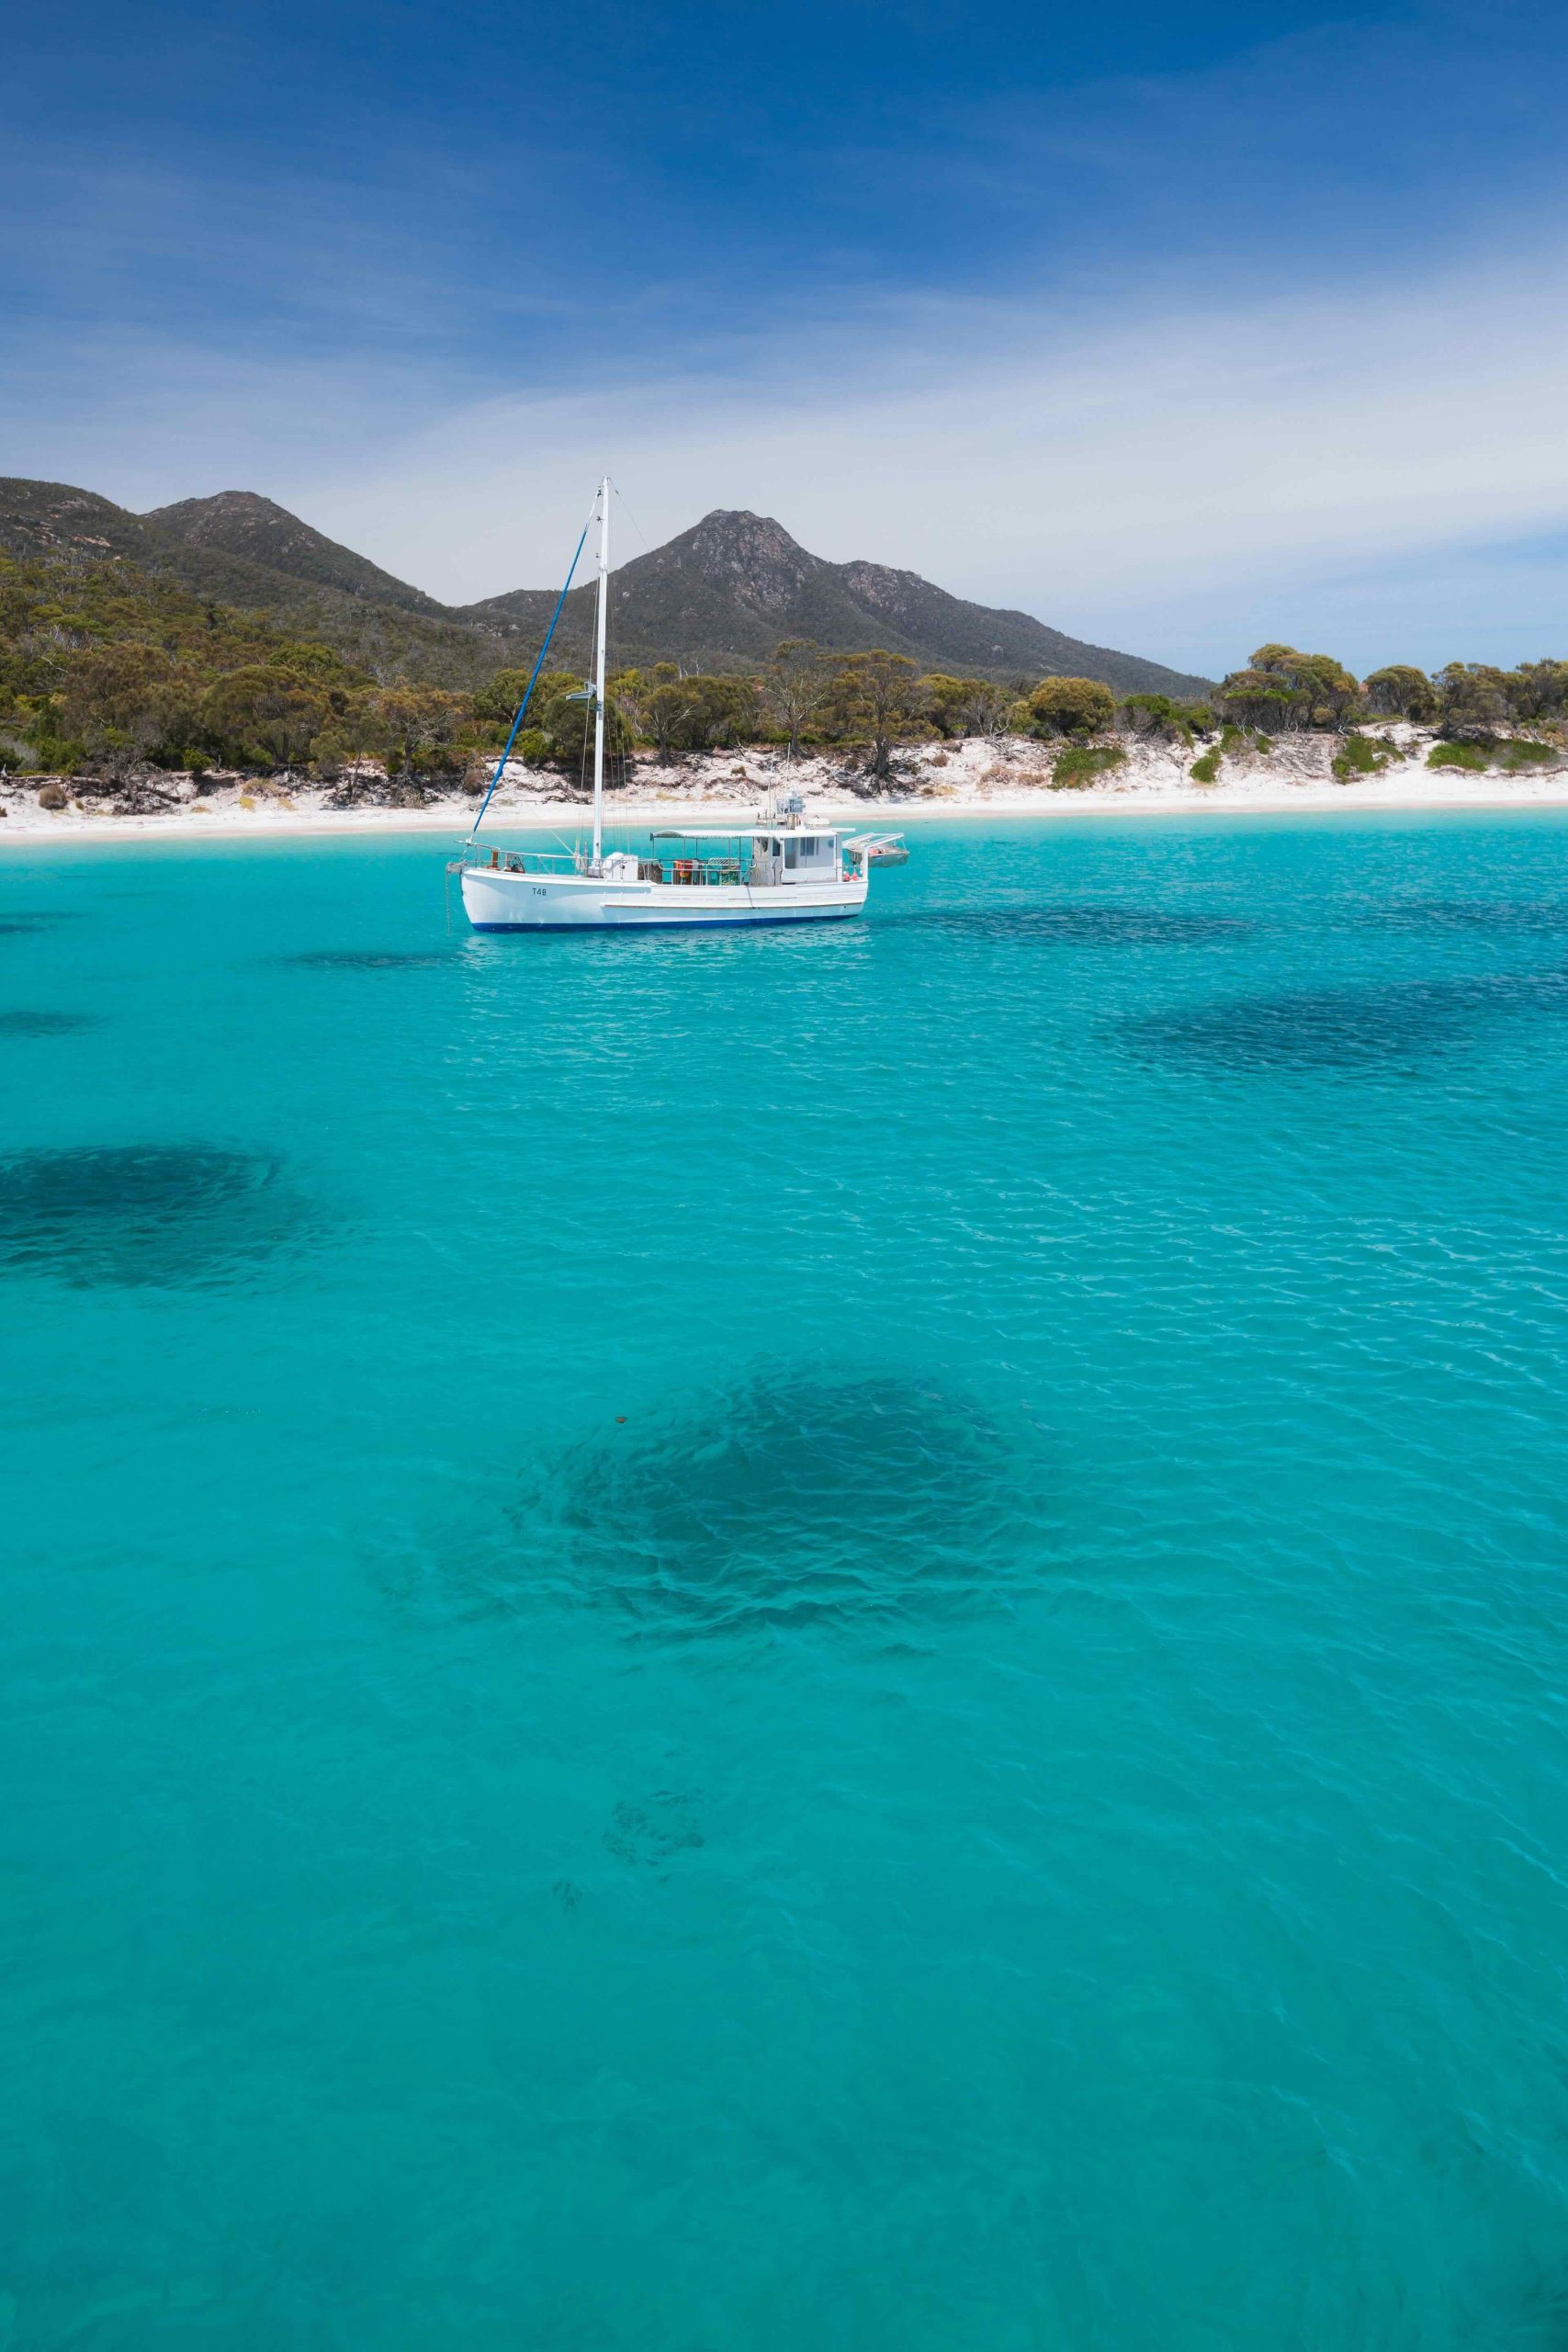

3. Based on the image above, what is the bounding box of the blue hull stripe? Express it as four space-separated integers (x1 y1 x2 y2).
469 910 863 933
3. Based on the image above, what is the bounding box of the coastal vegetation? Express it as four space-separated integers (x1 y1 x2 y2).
1331 731 1394 780
1427 741 1488 772
1051 744 1126 789
0 555 483 801
1124 692 1211 745
1014 676 1119 738
1427 736 1558 773
1217 646 1359 731
3 550 1565 802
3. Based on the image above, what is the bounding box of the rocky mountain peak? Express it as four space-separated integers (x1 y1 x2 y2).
146 491 294 542
666 510 821 612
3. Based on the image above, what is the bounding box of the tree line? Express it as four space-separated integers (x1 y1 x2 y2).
485 648 1017 783
0 559 485 793
4 556 1562 792
1211 644 1568 733
478 643 1568 778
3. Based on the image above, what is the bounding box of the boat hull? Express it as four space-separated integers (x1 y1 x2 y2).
459 867 868 931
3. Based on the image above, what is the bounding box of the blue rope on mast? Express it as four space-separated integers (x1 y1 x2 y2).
468 513 593 837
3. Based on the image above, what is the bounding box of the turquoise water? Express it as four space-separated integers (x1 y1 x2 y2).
4 810 1568 2348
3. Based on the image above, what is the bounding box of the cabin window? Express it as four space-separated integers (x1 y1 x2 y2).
784 839 799 868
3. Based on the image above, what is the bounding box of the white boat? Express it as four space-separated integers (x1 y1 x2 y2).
459 821 874 930
852 832 910 866
453 479 902 933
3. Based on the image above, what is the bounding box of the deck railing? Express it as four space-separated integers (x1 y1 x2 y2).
455 846 582 876
453 841 866 887
454 846 773 886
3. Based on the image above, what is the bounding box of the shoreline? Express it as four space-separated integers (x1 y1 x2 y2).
6 729 1568 845
5 779 1568 847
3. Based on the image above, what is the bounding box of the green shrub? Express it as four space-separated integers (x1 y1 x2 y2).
31 733 86 772
1495 737 1560 772
1122 691 1195 746
1428 736 1561 774
1427 741 1488 771
1190 748 1222 785
1050 743 1125 789
1331 731 1393 780
1216 723 1272 758
1027 677 1119 738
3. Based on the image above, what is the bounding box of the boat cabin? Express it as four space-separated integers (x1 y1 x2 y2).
639 828 852 888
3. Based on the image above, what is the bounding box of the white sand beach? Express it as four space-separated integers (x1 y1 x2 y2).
5 728 1568 843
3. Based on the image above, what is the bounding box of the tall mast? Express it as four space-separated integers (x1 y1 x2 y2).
592 475 610 869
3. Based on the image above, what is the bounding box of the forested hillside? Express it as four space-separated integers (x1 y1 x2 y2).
0 481 533 689
0 478 1211 694
3 539 1562 807
0 554 499 797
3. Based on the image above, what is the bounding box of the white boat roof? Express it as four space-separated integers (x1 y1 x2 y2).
648 824 854 841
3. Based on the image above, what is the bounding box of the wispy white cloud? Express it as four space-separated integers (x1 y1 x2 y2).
9 215 1568 673
296 237 1568 672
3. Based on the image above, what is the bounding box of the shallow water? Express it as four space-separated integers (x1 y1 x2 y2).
4 812 1568 2348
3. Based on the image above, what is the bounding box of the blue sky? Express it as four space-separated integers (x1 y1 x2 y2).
6 0 1568 673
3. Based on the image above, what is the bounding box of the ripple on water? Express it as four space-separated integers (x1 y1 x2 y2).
0 1145 313 1289
881 905 1251 946
490 1368 1029 1634
0 2116 221 2341
278 949 461 971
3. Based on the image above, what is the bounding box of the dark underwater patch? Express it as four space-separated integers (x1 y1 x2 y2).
603 1793 705 1866
0 1144 311 1288
277 948 459 971
0 2114 207 2334
1361 898 1568 936
882 905 1250 946
497 1367 1024 1633
1129 969 1568 1072
0 1011 100 1035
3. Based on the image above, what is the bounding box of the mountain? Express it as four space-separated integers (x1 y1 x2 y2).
0 478 1212 695
143 491 451 617
0 479 160 568
476 509 1206 694
0 479 531 688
